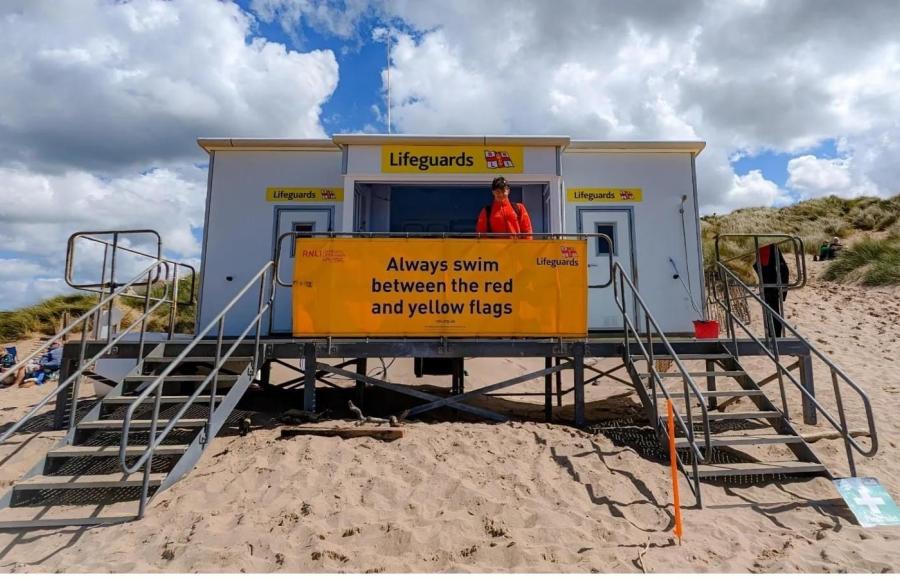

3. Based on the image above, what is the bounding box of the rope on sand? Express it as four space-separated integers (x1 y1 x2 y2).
636 536 651 573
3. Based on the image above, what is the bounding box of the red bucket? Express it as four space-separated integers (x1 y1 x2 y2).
693 320 720 339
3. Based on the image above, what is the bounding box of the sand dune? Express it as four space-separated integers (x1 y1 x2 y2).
0 262 898 572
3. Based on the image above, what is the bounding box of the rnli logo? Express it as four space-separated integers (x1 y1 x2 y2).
320 189 337 200
301 249 346 263
561 246 578 259
484 150 515 169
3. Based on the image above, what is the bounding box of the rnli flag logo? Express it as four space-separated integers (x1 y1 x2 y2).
620 190 635 201
484 150 515 169
561 246 578 259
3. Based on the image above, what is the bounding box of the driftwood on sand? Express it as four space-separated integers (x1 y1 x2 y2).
279 426 404 441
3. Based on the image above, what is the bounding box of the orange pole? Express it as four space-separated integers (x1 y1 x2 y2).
667 399 683 543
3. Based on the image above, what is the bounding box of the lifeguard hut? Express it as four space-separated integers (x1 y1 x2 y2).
0 135 877 528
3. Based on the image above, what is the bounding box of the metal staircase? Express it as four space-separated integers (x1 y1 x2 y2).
0 231 274 528
0 350 253 528
629 348 828 485
613 233 878 507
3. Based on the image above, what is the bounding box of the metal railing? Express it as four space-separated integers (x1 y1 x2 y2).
66 230 196 340
0 261 174 444
118 261 275 517
612 261 711 503
714 234 807 309
705 269 750 328
713 260 878 477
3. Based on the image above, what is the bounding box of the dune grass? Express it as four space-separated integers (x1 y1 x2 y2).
0 277 197 343
822 236 900 286
0 294 98 343
701 194 900 282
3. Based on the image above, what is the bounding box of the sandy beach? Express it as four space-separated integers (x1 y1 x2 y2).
1 261 898 572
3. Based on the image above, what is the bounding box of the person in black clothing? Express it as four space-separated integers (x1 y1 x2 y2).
754 244 790 338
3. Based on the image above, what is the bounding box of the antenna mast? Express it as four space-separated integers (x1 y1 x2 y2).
386 29 392 134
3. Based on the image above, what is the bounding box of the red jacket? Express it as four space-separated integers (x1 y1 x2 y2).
476 199 533 239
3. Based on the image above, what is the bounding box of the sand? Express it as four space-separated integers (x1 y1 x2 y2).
0 261 899 572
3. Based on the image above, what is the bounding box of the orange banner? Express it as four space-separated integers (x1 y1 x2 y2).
292 238 587 337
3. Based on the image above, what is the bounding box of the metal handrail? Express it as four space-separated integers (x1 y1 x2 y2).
0 260 173 444
65 230 162 290
714 262 877 475
64 229 197 341
118 261 275 517
272 231 614 289
66 230 197 305
612 262 712 464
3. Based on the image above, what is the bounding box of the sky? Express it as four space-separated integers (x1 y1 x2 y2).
0 0 898 309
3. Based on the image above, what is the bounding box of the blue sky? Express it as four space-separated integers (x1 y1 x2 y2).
237 0 389 135
732 139 840 201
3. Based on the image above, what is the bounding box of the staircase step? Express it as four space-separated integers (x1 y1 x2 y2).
123 375 238 382
660 410 783 421
15 473 165 491
656 389 764 399
104 395 225 405
0 502 140 529
78 418 206 430
640 371 746 378
707 410 782 421
675 433 803 448
634 353 732 360
48 444 188 458
144 356 253 364
696 461 828 478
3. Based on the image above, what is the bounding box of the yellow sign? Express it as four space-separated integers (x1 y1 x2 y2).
566 188 643 203
266 187 344 202
292 238 587 337
381 145 524 174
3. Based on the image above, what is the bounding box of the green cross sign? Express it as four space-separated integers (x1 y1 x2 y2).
834 477 900 528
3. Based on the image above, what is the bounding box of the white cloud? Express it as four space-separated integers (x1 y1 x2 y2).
369 0 900 211
0 163 206 258
0 0 339 173
0 0 341 309
250 0 373 41
0 259 45 282
0 277 71 314
705 170 788 215
786 152 888 200
787 155 853 199
0 163 207 308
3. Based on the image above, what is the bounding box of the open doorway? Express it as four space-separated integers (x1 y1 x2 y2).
354 182 550 233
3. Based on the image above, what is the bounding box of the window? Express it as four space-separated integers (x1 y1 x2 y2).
595 224 616 256
290 223 315 256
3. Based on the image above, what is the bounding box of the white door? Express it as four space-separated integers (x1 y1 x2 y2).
271 208 332 334
578 209 635 331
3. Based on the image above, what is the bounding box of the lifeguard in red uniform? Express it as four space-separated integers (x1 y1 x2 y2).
475 176 533 239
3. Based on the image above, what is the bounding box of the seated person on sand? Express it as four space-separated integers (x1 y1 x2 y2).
39 341 63 374
1 346 51 388
829 236 843 259
817 240 830 262
1 346 26 388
